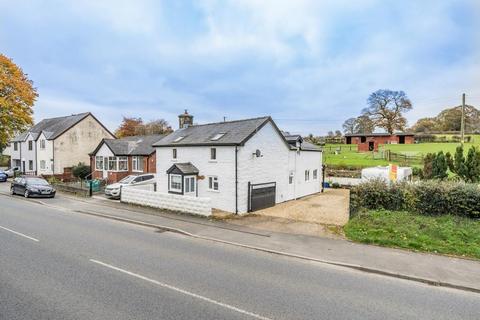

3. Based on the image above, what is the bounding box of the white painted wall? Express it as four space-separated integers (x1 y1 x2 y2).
36 132 54 175
20 133 36 172
93 143 114 177
156 145 237 212
121 186 211 216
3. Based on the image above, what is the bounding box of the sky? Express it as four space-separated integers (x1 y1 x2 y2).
1 0 479 135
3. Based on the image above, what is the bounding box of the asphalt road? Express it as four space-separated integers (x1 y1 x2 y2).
1 193 479 320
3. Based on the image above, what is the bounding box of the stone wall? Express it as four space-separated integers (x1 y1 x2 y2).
121 186 212 216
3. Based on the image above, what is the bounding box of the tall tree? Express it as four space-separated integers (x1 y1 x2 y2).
362 89 412 134
354 115 375 134
342 118 356 134
0 54 38 149
143 119 173 135
115 117 144 138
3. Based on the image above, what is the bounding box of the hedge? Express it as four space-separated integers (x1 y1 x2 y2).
350 179 480 218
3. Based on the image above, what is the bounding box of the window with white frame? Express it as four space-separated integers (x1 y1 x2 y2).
305 170 310 181
118 156 128 171
108 157 117 171
313 169 318 180
289 171 294 184
95 156 104 170
210 148 216 160
28 141 33 150
132 156 144 172
29 160 33 170
14 142 18 151
172 148 177 159
169 174 182 192
40 160 46 170
208 176 219 191
40 139 46 149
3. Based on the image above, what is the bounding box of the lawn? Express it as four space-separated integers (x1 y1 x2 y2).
382 142 478 156
345 210 480 260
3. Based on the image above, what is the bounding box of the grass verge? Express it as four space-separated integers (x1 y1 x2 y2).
344 210 480 260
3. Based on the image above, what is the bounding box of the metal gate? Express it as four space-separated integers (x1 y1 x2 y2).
248 182 276 212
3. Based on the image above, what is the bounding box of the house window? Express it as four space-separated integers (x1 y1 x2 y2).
360 136 367 143
185 176 195 193
14 142 18 151
28 141 33 150
95 156 104 170
29 160 33 171
118 156 128 171
169 174 182 192
108 157 117 171
305 170 310 181
40 139 46 149
313 169 318 180
172 148 177 159
40 160 46 170
132 156 144 172
210 148 216 160
289 171 294 184
208 176 219 191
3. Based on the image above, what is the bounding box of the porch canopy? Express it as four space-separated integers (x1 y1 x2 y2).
166 162 199 175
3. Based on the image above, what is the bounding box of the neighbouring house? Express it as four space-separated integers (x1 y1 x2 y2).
345 133 414 152
5 112 115 175
89 135 165 183
152 111 323 214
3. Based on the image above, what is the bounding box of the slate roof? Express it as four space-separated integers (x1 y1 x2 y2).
153 116 273 147
344 132 414 137
167 162 199 175
94 135 166 156
11 112 100 141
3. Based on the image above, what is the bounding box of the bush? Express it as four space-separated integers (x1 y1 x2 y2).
72 162 91 180
350 179 480 218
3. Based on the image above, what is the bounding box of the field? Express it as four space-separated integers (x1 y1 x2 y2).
324 142 480 168
345 210 480 260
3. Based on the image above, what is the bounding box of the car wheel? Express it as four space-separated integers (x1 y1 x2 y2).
24 190 30 198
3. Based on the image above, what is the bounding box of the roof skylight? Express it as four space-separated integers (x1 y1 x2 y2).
173 136 185 142
210 133 226 141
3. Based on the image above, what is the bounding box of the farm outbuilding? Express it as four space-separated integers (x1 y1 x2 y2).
345 133 415 152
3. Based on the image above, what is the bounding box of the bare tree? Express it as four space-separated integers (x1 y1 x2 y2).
342 118 356 134
362 89 412 134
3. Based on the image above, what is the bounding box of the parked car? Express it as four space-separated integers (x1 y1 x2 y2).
5 166 20 178
104 174 156 199
0 170 7 182
10 176 56 198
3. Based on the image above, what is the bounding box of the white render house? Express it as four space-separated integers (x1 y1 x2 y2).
6 112 114 175
153 111 323 214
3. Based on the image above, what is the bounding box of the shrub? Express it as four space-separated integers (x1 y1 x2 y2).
72 162 91 180
350 179 480 218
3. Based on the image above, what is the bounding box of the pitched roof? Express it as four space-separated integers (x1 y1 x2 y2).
166 162 199 175
93 134 166 156
344 132 414 137
153 116 273 147
11 112 99 141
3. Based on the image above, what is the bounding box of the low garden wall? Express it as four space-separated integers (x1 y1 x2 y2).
121 186 212 217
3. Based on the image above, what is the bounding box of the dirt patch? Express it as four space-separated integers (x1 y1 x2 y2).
253 189 350 226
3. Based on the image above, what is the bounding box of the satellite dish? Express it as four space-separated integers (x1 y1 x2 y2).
255 149 262 157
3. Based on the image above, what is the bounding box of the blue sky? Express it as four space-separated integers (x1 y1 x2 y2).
1 0 479 134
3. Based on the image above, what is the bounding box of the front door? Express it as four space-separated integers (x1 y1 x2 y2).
103 157 108 179
184 176 196 196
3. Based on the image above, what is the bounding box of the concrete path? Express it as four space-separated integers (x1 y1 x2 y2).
1 182 479 294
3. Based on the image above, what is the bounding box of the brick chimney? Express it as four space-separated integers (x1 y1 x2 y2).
178 109 194 129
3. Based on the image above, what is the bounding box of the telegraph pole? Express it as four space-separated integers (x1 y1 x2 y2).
461 93 466 145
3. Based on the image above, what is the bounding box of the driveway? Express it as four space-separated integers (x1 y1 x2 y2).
253 188 350 226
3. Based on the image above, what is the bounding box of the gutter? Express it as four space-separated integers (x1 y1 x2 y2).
235 145 238 214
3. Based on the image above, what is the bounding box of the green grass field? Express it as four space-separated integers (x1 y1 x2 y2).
345 210 480 260
324 142 480 168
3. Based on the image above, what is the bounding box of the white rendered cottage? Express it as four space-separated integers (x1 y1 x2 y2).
153 111 323 214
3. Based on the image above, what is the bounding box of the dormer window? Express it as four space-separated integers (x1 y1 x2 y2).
173 136 185 142
211 133 225 141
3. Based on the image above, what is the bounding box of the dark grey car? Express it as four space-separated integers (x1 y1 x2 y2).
11 176 56 198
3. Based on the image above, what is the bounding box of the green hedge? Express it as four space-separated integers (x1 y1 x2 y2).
350 179 480 218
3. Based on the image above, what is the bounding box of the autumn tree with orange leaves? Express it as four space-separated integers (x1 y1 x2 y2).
114 117 172 138
0 54 38 151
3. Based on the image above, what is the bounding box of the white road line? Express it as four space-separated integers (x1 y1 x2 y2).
0 225 39 242
90 259 272 320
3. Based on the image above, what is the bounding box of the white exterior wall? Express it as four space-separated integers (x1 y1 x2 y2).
121 185 212 216
156 145 237 212
36 133 54 175
93 143 114 177
287 149 322 199
20 133 37 172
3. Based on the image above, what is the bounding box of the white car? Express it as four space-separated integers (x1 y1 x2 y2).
4 167 20 178
104 174 156 199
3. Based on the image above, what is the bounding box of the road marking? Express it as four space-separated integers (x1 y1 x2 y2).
0 225 39 242
90 259 272 320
